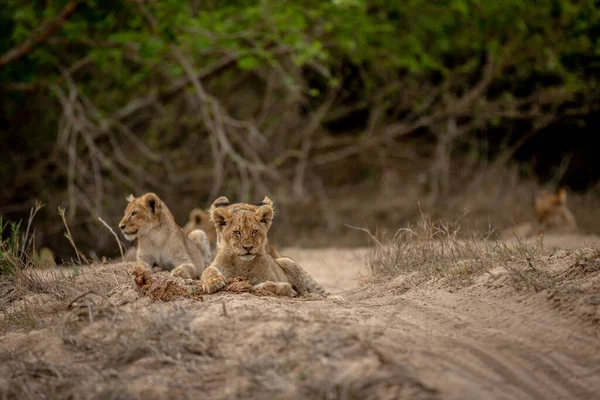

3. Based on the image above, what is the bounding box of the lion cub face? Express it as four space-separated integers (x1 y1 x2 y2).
211 205 273 261
535 189 571 224
119 193 162 241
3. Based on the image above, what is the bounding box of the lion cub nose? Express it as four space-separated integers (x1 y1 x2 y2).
242 245 254 252
119 224 126 230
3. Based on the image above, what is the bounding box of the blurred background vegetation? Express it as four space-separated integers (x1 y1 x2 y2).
1 0 599 261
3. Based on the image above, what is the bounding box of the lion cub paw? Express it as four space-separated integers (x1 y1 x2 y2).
201 267 227 294
253 281 297 297
303 293 325 300
171 264 195 280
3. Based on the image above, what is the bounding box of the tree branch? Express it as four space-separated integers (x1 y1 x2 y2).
0 1 81 70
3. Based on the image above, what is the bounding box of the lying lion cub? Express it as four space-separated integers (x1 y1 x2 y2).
201 199 339 299
119 192 211 279
122 206 217 262
209 196 280 258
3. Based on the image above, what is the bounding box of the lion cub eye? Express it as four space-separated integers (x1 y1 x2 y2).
130 212 137 217
233 231 241 237
252 230 259 236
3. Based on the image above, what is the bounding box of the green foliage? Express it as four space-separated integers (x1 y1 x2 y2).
2 1 598 108
0 0 598 258
0 217 24 277
0 202 44 277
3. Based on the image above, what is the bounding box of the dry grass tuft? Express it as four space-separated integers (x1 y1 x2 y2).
544 249 600 330
1 269 78 332
560 249 600 279
225 276 253 293
128 264 203 301
365 212 557 292
1 304 219 399
364 212 600 330
0 263 136 333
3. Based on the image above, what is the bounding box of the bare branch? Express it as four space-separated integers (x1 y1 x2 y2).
135 0 283 199
293 88 338 196
451 52 496 111
97 217 125 260
0 82 40 91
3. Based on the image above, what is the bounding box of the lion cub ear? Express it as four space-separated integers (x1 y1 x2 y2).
211 207 231 230
211 196 230 209
255 205 274 229
190 209 206 225
257 196 273 207
126 194 135 203
142 192 161 214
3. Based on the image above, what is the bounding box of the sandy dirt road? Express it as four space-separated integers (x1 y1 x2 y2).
1 235 600 399
284 238 600 400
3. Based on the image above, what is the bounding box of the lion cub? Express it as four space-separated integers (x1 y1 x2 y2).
119 192 211 279
201 200 337 299
123 206 217 262
535 188 578 234
209 196 281 258
183 208 218 248
500 188 578 239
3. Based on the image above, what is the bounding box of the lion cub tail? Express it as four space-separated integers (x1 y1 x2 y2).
276 257 330 297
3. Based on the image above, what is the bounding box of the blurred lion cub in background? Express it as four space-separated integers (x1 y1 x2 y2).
183 208 218 249
500 188 578 239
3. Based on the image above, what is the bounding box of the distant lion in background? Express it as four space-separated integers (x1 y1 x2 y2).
183 208 218 249
500 188 578 239
535 188 578 234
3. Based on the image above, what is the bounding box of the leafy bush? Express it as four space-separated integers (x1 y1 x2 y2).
0 0 598 256
0 202 43 276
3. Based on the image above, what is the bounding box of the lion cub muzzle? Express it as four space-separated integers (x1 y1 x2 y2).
122 232 137 241
119 222 138 241
238 244 257 261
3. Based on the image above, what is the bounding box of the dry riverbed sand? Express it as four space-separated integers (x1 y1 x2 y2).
1 234 600 399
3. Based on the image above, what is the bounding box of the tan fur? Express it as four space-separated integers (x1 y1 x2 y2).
201 200 338 299
275 257 335 298
209 196 281 258
123 246 138 262
500 188 578 239
119 192 211 279
535 189 578 234
183 208 218 248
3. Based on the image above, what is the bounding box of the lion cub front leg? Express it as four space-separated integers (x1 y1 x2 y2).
201 266 227 294
136 253 154 271
253 281 297 297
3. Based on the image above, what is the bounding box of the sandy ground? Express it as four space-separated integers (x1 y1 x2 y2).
1 234 600 399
